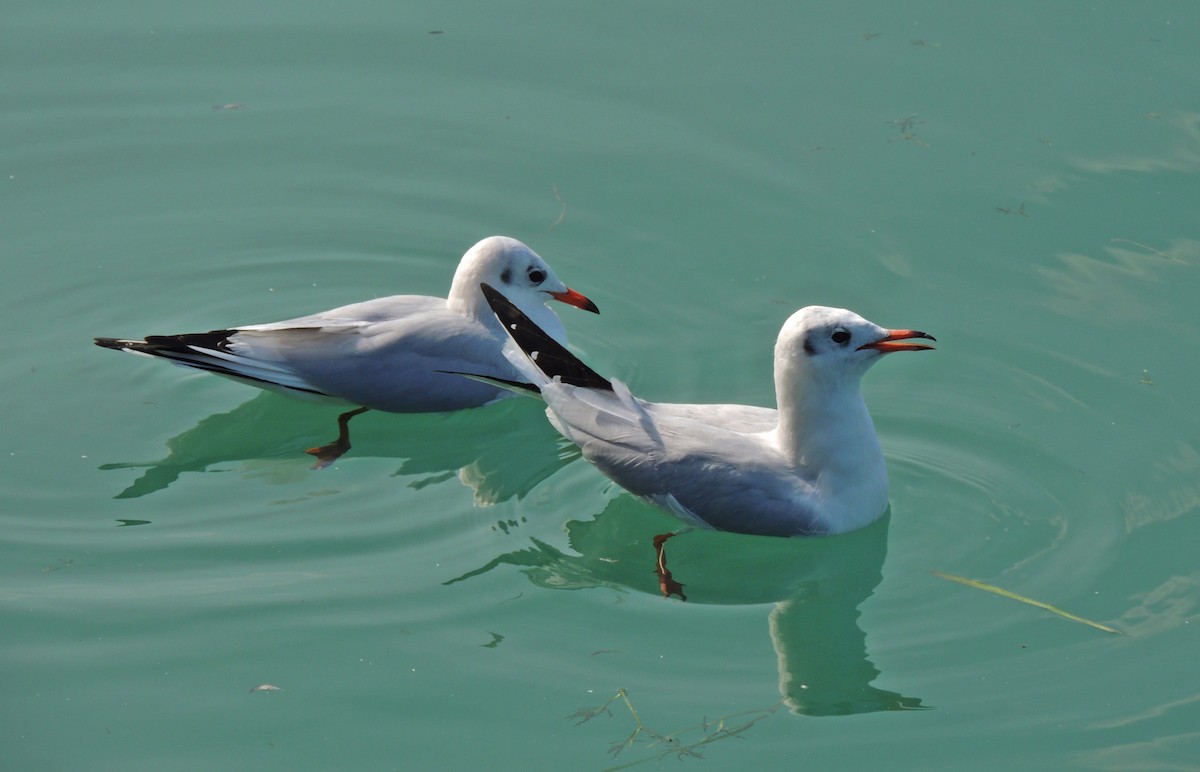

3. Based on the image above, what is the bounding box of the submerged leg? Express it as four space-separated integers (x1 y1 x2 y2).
305 407 370 468
652 531 689 601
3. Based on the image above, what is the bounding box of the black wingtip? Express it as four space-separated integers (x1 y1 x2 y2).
95 330 237 354
94 337 128 350
481 283 613 391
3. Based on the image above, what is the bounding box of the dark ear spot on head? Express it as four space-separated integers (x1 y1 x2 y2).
803 335 816 355
500 267 512 284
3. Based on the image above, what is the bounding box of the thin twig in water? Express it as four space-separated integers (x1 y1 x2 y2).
995 203 1028 217
549 183 568 229
932 571 1123 635
885 116 928 146
570 688 780 770
1110 238 1186 264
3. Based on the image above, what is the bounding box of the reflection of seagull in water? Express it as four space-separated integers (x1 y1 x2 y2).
93 236 597 466
477 283 934 537
445 501 926 716
98 394 571 502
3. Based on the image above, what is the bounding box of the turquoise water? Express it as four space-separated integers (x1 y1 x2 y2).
4 2 1199 769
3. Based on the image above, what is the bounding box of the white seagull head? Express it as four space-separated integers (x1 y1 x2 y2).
447 236 598 327
776 305 935 388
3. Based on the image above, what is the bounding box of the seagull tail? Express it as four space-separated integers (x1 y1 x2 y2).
93 331 332 399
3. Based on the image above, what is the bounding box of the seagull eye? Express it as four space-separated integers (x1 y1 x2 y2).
527 268 546 285
831 329 851 345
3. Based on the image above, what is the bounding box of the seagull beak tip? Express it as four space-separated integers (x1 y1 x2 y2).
551 287 600 314
859 329 937 353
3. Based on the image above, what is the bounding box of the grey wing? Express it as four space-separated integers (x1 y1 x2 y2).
638 454 825 536
219 296 520 412
234 295 446 331
541 382 818 536
539 378 666 454
237 310 523 412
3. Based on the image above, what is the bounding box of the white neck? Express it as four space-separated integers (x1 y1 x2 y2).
772 352 888 532
446 257 490 318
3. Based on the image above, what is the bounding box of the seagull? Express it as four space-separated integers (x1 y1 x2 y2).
478 283 934 538
94 236 598 465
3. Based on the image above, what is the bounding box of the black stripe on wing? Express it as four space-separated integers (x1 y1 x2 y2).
480 283 612 391
93 331 331 397
95 330 237 355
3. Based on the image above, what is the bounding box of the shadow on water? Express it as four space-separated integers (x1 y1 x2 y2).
447 496 925 716
98 393 574 503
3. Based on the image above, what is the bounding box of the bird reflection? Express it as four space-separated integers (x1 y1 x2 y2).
446 496 925 716
98 393 573 502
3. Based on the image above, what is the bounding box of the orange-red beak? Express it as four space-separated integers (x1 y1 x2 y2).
549 287 600 314
857 329 936 353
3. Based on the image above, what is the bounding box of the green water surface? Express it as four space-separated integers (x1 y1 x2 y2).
3 2 1199 770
